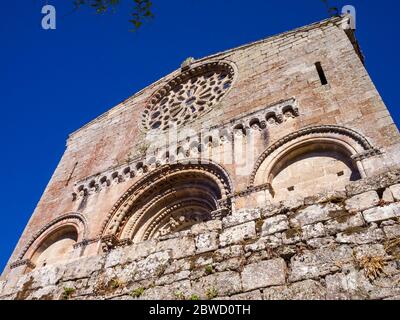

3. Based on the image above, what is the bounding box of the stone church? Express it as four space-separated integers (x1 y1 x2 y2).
2 15 400 300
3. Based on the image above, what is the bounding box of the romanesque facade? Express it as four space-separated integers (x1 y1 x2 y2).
1 15 400 300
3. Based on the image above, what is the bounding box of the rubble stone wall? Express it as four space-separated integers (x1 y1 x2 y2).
2 169 400 300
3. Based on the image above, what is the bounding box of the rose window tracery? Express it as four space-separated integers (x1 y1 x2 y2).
141 62 235 132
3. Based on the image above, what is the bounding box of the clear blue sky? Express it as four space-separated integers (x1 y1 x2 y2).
0 0 399 272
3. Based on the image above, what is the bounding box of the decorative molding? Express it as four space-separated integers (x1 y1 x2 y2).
352 149 382 161
17 212 88 261
228 183 273 199
10 259 35 270
73 237 100 249
72 99 299 199
249 125 380 186
99 160 233 241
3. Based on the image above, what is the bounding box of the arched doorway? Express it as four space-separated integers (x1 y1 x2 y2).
101 161 232 246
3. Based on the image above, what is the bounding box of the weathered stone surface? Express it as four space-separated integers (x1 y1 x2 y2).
213 245 244 262
301 223 326 240
352 244 387 260
63 255 104 281
324 213 365 235
223 209 260 228
195 232 219 254
156 236 196 259
155 270 191 286
363 203 400 222
142 280 192 300
346 170 400 196
241 259 286 291
290 203 341 227
336 225 384 244
227 290 262 300
261 215 289 236
383 224 400 239
345 191 380 213
263 280 326 300
289 246 353 282
389 184 400 201
105 247 125 269
191 220 222 235
191 271 242 298
133 251 172 281
382 188 395 203
326 267 400 300
124 239 157 263
219 222 256 247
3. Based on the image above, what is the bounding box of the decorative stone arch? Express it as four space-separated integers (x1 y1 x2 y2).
15 213 87 268
100 160 232 249
249 125 381 200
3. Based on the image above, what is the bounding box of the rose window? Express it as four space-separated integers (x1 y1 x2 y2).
141 62 235 132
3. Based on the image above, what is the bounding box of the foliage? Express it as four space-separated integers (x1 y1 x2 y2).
204 265 214 275
205 287 218 300
130 287 145 298
71 1 339 32
73 0 154 31
62 287 76 300
320 0 339 16
174 291 186 300
189 294 200 300
358 256 386 281
110 278 124 289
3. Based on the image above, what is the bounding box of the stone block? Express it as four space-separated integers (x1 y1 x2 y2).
345 191 379 213
142 280 193 300
191 220 222 235
63 255 105 281
362 203 400 222
336 225 384 245
289 245 353 282
261 215 289 236
382 188 394 203
195 231 219 254
156 236 196 259
219 222 256 247
191 271 242 298
324 213 365 235
227 290 262 300
389 184 400 201
290 203 342 227
133 250 172 281
301 223 326 240
241 258 286 291
223 209 260 228
263 280 326 300
383 224 400 239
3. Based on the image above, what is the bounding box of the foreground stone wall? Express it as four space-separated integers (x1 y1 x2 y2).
2 169 400 300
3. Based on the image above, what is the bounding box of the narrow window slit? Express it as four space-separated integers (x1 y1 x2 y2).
315 62 328 85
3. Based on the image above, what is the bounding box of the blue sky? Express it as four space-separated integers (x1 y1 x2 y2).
0 0 399 272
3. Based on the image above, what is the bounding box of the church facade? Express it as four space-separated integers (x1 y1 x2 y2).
2 15 400 300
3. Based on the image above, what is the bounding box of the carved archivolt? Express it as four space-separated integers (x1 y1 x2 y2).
100 161 232 248
14 213 87 266
250 125 381 187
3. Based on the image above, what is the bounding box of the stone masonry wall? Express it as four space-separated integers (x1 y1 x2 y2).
2 169 400 300
4 15 400 278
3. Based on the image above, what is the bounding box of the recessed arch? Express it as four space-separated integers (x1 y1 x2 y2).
100 160 232 245
17 213 87 268
250 125 379 187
